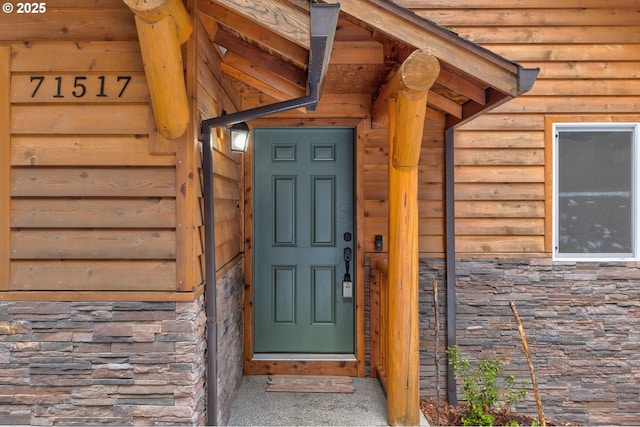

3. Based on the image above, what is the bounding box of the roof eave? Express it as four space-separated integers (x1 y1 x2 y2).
335 0 537 99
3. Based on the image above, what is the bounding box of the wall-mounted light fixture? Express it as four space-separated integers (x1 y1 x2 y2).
229 122 251 153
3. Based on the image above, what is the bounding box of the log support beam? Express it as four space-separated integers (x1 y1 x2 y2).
384 49 440 426
125 0 192 139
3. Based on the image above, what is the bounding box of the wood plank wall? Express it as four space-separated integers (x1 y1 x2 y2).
363 121 446 255
0 1 187 294
195 12 244 272
399 0 640 256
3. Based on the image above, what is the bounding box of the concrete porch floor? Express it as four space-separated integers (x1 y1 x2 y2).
227 375 429 426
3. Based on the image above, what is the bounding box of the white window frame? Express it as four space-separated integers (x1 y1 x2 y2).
553 123 640 261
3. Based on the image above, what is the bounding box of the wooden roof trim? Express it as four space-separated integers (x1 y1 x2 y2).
445 87 508 129
427 90 462 119
198 0 309 68
213 27 307 87
335 0 535 97
204 0 310 48
221 51 306 100
437 67 486 106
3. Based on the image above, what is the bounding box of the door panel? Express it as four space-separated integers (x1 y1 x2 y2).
253 128 354 354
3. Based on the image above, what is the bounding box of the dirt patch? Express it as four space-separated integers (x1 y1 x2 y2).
420 398 581 426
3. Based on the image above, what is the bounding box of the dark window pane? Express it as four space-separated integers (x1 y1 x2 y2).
557 130 633 255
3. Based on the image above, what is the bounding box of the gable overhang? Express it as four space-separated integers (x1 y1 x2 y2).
335 0 539 128
198 0 538 129
338 0 535 95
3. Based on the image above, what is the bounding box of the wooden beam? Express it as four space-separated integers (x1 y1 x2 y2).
427 90 463 119
221 51 306 100
331 41 384 65
0 46 10 291
124 0 193 43
445 88 510 129
386 50 439 426
125 0 192 139
392 89 429 167
437 67 486 106
387 158 420 426
213 27 307 87
198 0 308 68
134 15 190 139
372 48 440 131
204 0 310 48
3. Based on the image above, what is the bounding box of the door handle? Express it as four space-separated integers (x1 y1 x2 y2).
343 247 352 263
342 247 353 298
343 247 352 281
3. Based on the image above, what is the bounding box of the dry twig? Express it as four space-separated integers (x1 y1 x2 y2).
509 301 546 427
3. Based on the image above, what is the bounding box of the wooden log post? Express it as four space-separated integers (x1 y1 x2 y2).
375 49 440 426
124 0 192 139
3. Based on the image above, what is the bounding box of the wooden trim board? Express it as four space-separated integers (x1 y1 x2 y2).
266 375 355 393
0 285 204 302
246 360 358 377
0 46 11 291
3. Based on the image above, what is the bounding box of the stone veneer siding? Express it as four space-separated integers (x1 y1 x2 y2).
0 298 207 425
215 260 244 425
418 258 640 426
0 261 244 426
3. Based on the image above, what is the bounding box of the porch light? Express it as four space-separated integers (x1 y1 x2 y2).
229 122 251 152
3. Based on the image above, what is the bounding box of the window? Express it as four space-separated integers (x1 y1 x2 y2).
554 123 639 260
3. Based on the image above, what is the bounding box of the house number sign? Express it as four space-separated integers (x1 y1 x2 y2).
29 75 132 98
11 74 147 103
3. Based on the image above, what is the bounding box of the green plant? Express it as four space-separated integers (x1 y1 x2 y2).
446 345 529 426
501 373 528 414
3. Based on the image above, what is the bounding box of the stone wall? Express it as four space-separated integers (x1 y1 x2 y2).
0 260 244 426
215 260 244 425
418 258 640 426
417 258 448 402
0 298 207 425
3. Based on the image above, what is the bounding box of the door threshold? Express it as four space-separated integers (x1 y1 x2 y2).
253 353 357 362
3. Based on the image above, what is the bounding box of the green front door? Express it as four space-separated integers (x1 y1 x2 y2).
253 127 355 354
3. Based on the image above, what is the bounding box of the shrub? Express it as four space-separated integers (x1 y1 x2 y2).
446 345 529 426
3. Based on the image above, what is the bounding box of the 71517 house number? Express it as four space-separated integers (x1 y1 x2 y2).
29 75 132 98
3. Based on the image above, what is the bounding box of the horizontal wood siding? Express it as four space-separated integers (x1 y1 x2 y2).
402 0 640 255
1 1 180 292
364 120 447 255
195 14 244 272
